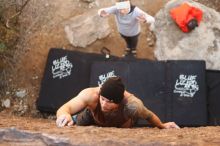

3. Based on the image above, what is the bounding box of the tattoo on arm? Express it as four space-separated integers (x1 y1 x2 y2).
125 95 153 120
124 103 138 118
145 111 153 121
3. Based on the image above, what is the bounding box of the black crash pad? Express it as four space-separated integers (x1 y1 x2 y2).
37 48 119 113
206 70 220 126
90 60 207 127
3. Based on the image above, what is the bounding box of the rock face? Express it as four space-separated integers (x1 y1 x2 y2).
154 0 220 70
64 10 111 48
0 128 71 146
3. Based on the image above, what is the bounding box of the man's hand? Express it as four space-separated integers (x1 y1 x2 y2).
56 114 74 127
149 23 155 31
98 9 109 17
163 122 180 129
136 14 146 23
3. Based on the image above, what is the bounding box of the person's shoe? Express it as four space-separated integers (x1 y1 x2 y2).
131 50 137 57
122 48 131 57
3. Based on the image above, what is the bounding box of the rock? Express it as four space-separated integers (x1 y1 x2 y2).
15 90 27 98
81 0 95 3
32 76 39 80
154 0 220 70
146 31 156 47
88 2 99 8
0 128 71 146
13 101 29 116
80 0 99 8
148 41 154 47
64 9 111 48
2 99 11 108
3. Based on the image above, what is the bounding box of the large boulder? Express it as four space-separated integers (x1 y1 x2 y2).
64 9 111 48
154 0 220 70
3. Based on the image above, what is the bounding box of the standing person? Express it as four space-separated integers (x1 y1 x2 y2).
98 0 155 57
56 77 180 129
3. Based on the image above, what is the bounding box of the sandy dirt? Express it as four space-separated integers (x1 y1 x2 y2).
0 113 220 146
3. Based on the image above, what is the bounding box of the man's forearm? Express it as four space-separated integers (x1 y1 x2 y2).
56 105 71 117
147 113 165 129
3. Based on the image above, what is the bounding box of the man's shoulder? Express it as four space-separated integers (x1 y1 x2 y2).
133 6 141 12
80 87 100 101
83 86 98 91
124 93 143 106
123 94 141 118
79 87 99 108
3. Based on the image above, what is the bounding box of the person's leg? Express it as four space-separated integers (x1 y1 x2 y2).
128 34 139 56
120 33 139 57
72 108 95 126
120 34 131 57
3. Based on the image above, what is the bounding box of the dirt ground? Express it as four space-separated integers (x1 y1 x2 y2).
1 0 220 146
0 112 220 146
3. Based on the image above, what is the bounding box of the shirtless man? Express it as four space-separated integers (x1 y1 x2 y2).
56 77 180 129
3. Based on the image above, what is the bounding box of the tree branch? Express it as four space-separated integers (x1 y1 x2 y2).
5 0 31 29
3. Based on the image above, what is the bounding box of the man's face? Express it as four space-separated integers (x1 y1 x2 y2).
119 8 130 15
116 1 130 15
99 96 119 112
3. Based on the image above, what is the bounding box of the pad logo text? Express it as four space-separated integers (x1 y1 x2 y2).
174 74 199 97
52 56 73 79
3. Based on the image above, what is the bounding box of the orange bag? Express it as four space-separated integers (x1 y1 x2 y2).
170 3 203 32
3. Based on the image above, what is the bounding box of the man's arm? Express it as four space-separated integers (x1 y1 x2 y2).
135 7 155 24
143 109 164 129
145 110 180 129
98 6 117 17
125 92 180 129
56 88 93 127
135 7 155 31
